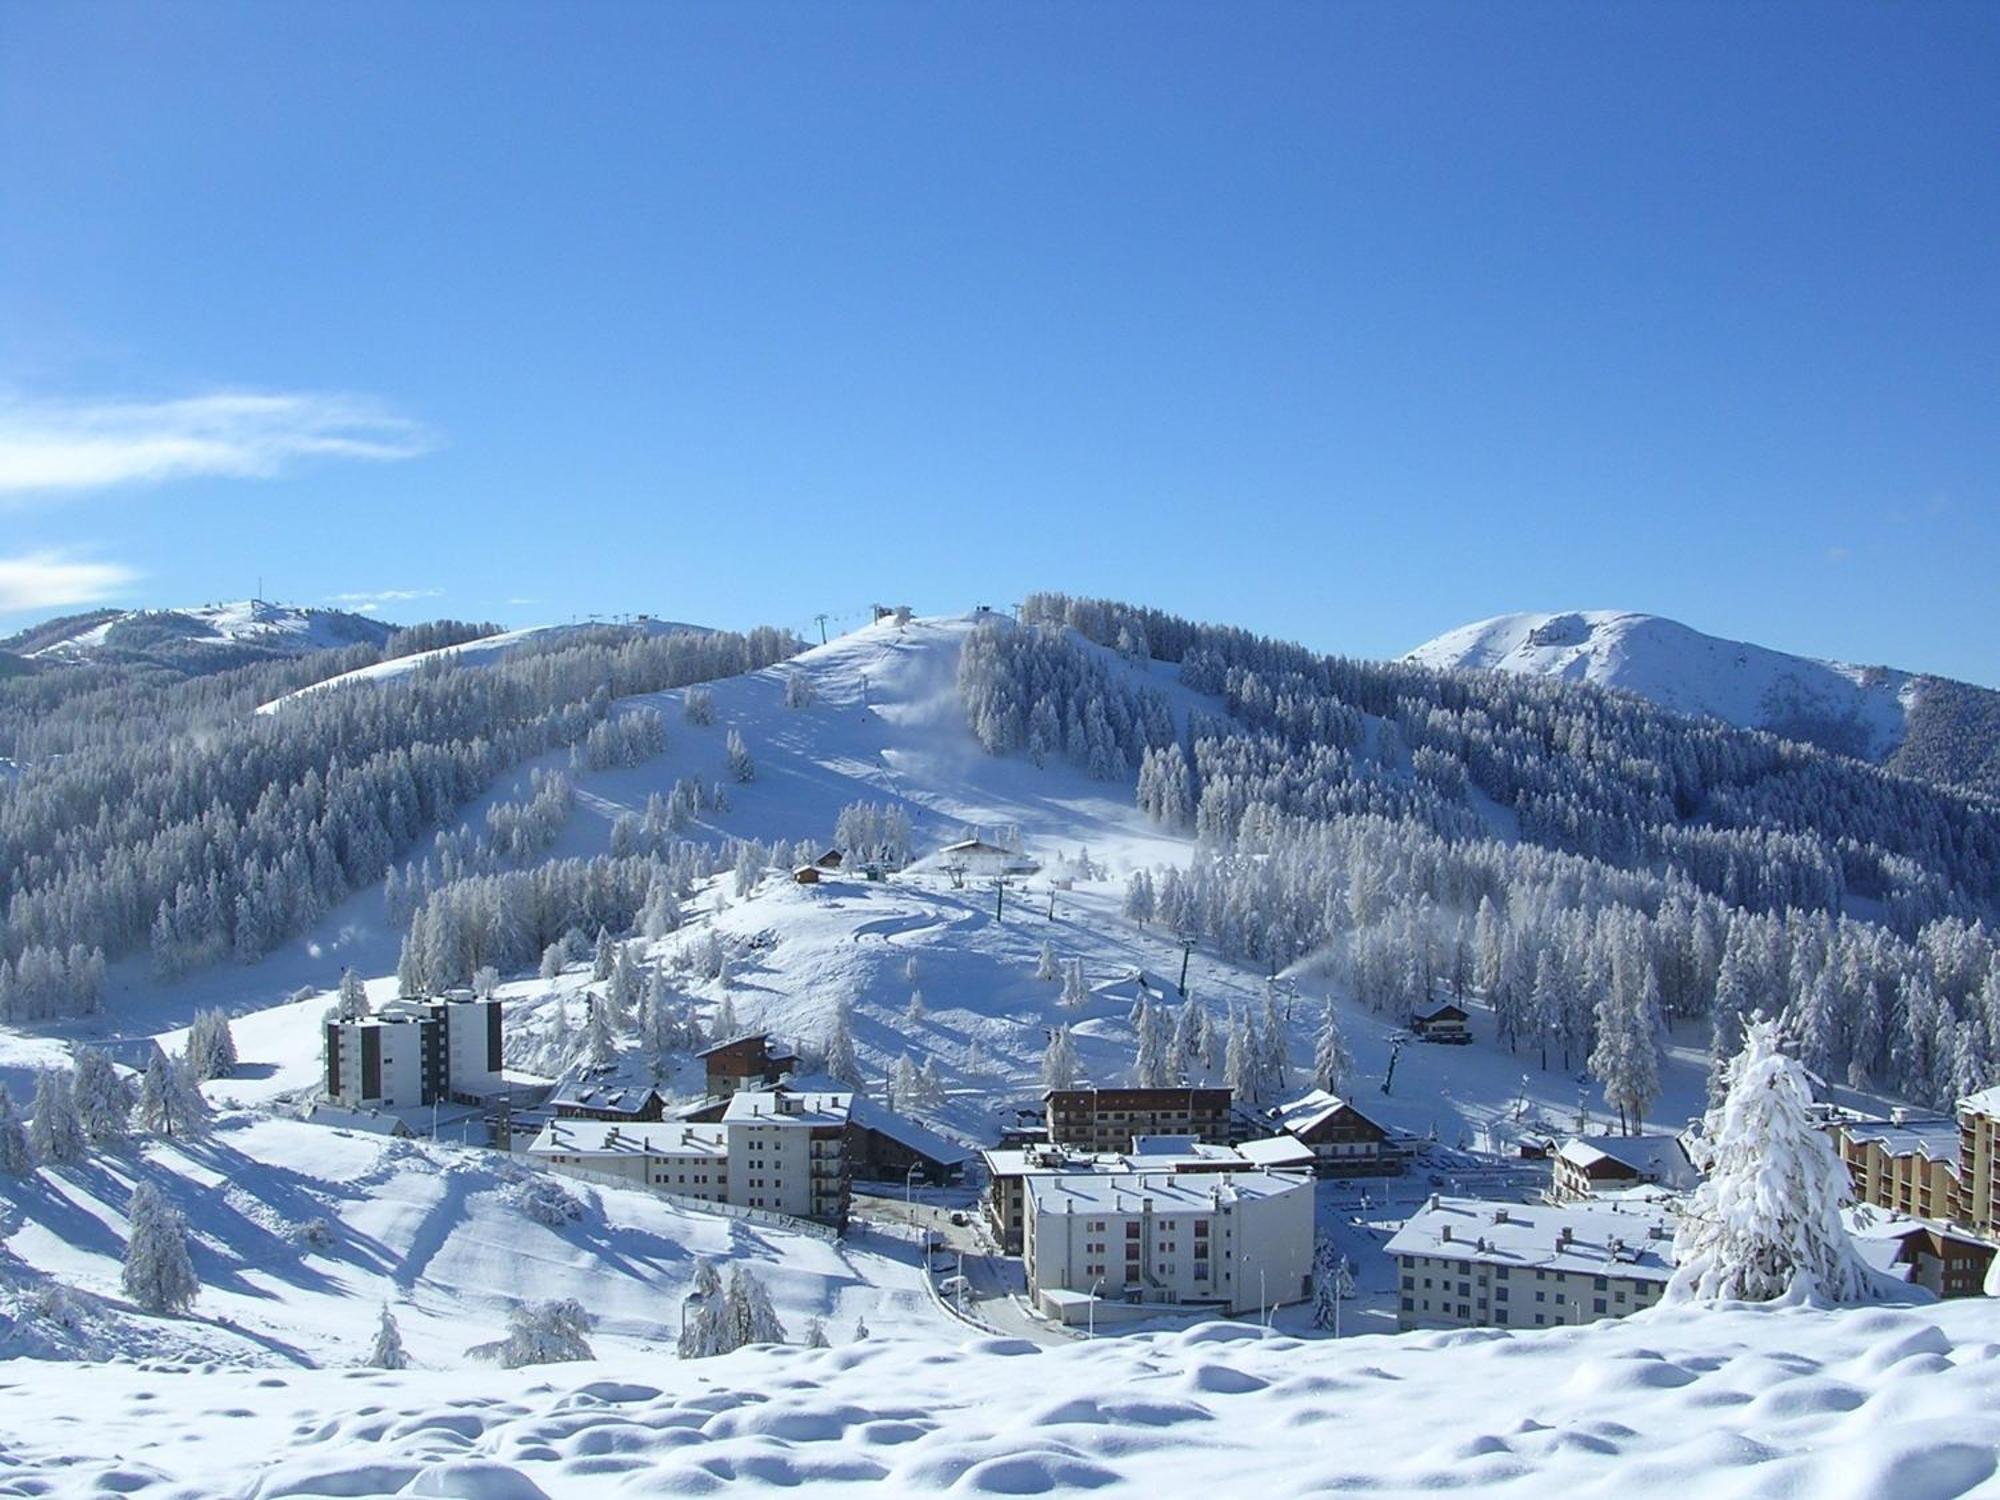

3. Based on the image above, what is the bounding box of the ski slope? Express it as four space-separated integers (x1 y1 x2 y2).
1407 610 1921 761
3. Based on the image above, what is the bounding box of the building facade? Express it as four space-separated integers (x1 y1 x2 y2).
325 994 503 1110
1958 1089 2000 1237
1044 1087 1233 1154
1551 1135 1698 1202
1022 1168 1314 1322
1265 1090 1399 1176
696 1032 798 1099
1829 1111 1962 1224
1385 1196 1675 1332
526 1088 854 1226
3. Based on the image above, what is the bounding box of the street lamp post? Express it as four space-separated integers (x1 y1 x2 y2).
1088 1276 1105 1339
905 1162 922 1208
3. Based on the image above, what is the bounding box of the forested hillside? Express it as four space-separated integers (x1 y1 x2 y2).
961 595 2000 1116
0 620 800 1019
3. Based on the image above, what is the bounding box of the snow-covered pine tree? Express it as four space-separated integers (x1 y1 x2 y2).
336 968 371 1021
783 671 816 709
495 1298 596 1366
138 1053 211 1140
122 1179 199 1315
581 995 616 1071
1312 998 1352 1094
1041 1026 1080 1090
1309 1235 1341 1331
917 1056 943 1110
824 1001 863 1087
678 1259 728 1358
903 954 920 984
592 927 616 981
1133 999 1172 1087
1123 871 1155 926
891 1053 921 1113
1035 941 1060 983
804 1315 830 1348
726 729 755 783
72 1046 133 1150
367 1303 410 1369
0 1085 35 1175
723 1263 787 1347
853 1314 869 1341
1225 1009 1258 1104
1667 1017 1873 1305
906 988 927 1023
28 1068 86 1166
1060 958 1088 1011
185 1009 239 1080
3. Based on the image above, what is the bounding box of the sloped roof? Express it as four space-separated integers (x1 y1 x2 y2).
306 1102 414 1137
1836 1114 1961 1167
1270 1088 1383 1140
549 1053 665 1115
1557 1135 1698 1190
526 1119 726 1158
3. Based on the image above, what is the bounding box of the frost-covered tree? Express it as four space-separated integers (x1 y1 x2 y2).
493 1298 596 1367
122 1180 199 1315
1060 958 1088 1011
1669 1019 1873 1305
683 685 716 725
72 1046 133 1150
824 1001 864 1087
1035 941 1060 983
539 942 566 981
678 1259 729 1358
139 1054 211 1140
1309 1236 1343 1331
1224 1009 1259 1104
1311 999 1352 1094
335 969 372 1021
28 1069 85 1166
902 954 920 984
891 1053 921 1113
367 1303 410 1369
784 671 816 709
581 995 617 1071
722 1263 787 1348
592 926 616 981
853 1314 869 1341
804 1316 830 1349
1123 871 1156 926
905 988 927 1023
0 1086 35 1175
185 1009 239 1080
1041 1026 1080 1090
726 729 755 783
1133 998 1173 1087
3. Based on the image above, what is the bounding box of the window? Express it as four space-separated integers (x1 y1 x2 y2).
1401 1296 1413 1312
1594 1276 1608 1291
1401 1275 1414 1291
1495 1286 1508 1302
1593 1298 1607 1315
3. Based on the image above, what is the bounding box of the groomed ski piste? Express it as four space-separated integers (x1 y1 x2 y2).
2 612 1991 1496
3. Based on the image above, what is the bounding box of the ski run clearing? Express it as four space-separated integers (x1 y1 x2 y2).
2 611 1994 1496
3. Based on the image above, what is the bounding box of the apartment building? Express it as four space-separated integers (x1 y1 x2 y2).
1958 1088 2000 1237
1022 1167 1314 1322
1551 1134 1699 1202
1264 1089 1400 1176
525 1087 854 1226
325 992 503 1110
1044 1087 1233 1153
1829 1110 1962 1223
1385 1196 1675 1332
980 1133 1314 1253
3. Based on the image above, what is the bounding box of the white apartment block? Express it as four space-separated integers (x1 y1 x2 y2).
526 1087 854 1224
1385 1195 1675 1332
325 992 504 1110
1022 1168 1314 1323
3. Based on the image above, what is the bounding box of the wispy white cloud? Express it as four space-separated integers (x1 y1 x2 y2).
0 391 437 498
1824 545 1851 564
0 550 139 613
327 587 444 614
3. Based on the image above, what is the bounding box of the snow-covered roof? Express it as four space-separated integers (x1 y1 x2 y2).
1385 1196 1677 1284
549 1056 665 1116
1957 1087 2000 1119
526 1119 726 1158
1026 1168 1311 1215
1556 1135 1698 1190
695 1031 777 1060
1236 1135 1319 1170
723 1090 853 1128
1269 1088 1382 1139
1413 1003 1468 1023
779 1070 971 1166
1834 1114 1961 1167
305 1103 414 1137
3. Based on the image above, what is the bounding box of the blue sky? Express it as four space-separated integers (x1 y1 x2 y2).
2 2 1996 681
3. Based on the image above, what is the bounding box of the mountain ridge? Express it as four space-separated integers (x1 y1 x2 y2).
1405 609 2000 795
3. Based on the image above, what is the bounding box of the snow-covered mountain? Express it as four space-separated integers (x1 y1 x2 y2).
2 599 396 666
1405 610 2000 790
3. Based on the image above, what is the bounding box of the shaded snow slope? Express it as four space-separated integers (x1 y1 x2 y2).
0 1114 953 1370
1406 610 1923 762
2 1297 1995 1497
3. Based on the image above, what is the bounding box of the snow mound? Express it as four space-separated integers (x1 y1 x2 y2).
2 1299 1996 1497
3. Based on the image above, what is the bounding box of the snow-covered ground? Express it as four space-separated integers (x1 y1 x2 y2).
1405 609 1922 760
2 1296 1995 1498
0 1114 956 1370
